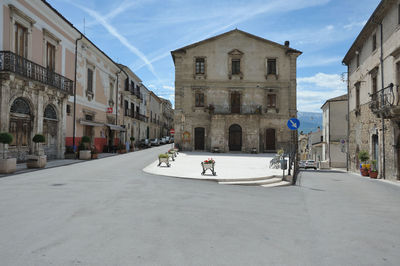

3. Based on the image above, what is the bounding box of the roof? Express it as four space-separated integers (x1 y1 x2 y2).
342 0 395 65
171 29 302 62
321 94 348 109
117 64 142 83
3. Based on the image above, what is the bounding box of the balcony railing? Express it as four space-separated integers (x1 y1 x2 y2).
369 83 400 119
0 51 73 94
210 104 263 115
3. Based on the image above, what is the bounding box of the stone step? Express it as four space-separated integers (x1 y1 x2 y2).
218 177 282 186
216 175 278 183
261 181 291 187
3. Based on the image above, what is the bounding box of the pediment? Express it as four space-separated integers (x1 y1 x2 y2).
228 49 243 56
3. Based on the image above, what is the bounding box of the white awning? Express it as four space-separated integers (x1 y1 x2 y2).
105 123 126 131
79 119 104 127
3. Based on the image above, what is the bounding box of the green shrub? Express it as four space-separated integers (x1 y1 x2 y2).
130 137 135 141
0 132 13 159
0 132 13 145
78 142 86 151
358 150 370 164
81 136 91 143
159 153 169 159
32 134 45 143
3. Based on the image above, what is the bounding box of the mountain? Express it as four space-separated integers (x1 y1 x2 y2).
297 112 322 134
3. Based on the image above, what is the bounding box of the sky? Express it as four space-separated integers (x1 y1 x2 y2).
48 0 381 113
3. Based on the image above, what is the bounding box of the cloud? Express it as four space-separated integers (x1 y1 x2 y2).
73 3 160 80
297 73 347 112
162 85 175 91
344 20 367 30
299 55 342 68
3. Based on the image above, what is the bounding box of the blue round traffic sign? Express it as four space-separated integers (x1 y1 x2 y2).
287 118 300 130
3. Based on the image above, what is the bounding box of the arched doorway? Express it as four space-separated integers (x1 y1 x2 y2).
265 128 276 151
229 124 242 151
43 105 58 159
194 127 205 150
9 97 33 161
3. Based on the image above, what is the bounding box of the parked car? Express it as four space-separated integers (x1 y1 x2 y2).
160 137 167 145
139 139 151 148
170 136 174 143
165 136 170 143
299 160 306 169
305 160 317 170
150 138 160 146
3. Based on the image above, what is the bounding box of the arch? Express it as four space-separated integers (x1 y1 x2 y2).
10 97 31 115
265 128 276 151
44 104 58 120
194 127 205 150
229 124 242 151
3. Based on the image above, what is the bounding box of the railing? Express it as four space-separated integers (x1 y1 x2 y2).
369 83 400 118
211 104 263 115
0 51 73 94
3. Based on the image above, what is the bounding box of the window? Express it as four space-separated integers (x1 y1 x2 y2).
372 76 378 101
125 78 129 91
231 92 241 113
87 68 93 93
150 111 152 123
232 59 240 75
398 4 400 25
109 81 114 104
131 103 135 117
66 104 71 115
46 42 56 70
14 23 28 57
267 94 277 108
195 58 205 74
355 83 360 110
372 34 377 52
356 52 360 68
124 100 129 116
267 59 277 75
85 114 93 121
195 92 204 107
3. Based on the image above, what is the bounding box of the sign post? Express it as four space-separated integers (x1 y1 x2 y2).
170 128 175 149
287 118 300 176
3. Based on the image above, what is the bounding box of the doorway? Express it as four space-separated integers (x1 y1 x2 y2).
231 92 241 114
229 124 242 151
194 127 205 150
265 128 276 151
372 134 379 170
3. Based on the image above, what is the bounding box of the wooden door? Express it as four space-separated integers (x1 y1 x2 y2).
231 92 240 114
229 124 242 151
265 128 276 151
194 127 205 150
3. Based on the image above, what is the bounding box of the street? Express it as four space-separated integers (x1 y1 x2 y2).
0 147 399 266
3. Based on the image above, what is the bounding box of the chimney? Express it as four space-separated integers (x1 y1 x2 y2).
284 41 290 47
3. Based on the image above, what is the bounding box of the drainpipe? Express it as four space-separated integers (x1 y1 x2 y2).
347 64 350 172
380 23 385 179
73 34 83 152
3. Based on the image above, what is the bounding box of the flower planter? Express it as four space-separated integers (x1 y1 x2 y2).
158 157 170 167
64 153 76 159
79 150 91 160
201 162 216 176
167 153 175 161
360 168 369 177
0 158 16 174
26 155 47 168
369 170 378 179
91 153 98 159
118 149 127 154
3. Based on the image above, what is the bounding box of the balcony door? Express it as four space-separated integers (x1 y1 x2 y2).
265 128 276 151
46 43 56 71
14 23 28 58
231 92 241 114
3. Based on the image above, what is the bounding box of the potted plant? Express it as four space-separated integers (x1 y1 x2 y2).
0 132 16 174
201 158 216 176
27 134 47 168
91 145 98 159
79 136 91 160
168 149 176 158
369 159 378 179
117 143 126 154
158 153 170 167
64 146 76 159
130 137 135 151
358 150 370 176
167 151 175 161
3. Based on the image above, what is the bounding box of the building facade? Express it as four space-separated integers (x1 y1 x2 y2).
171 29 301 152
343 0 400 180
0 0 76 161
321 94 348 168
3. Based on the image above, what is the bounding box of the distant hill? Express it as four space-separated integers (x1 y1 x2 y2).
297 112 322 134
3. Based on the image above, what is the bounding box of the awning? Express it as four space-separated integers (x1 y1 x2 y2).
79 119 104 127
105 123 126 132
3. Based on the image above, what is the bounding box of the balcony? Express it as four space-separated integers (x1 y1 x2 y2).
369 83 400 119
0 51 73 94
210 104 263 115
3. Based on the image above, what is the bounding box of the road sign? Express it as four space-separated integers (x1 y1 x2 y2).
287 118 300 130
106 107 113 113
170 128 175 135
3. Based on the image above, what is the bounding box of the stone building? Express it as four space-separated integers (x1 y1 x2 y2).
321 94 348 168
308 129 323 164
160 98 173 137
342 0 400 180
148 91 162 139
171 29 301 152
0 0 75 161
